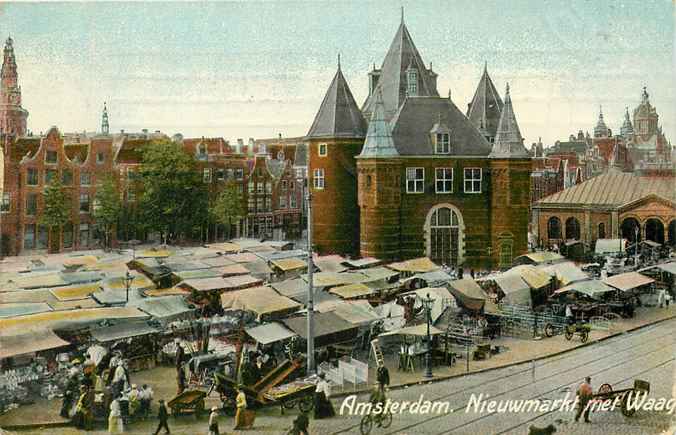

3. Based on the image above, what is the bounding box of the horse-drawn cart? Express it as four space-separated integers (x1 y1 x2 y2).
593 379 650 417
167 389 207 418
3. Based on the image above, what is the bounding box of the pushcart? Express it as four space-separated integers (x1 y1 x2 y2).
593 379 650 417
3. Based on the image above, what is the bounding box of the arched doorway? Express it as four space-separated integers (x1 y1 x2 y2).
565 217 580 240
669 220 676 247
621 218 641 243
598 223 606 239
645 218 664 244
547 217 561 240
498 232 514 269
425 204 464 266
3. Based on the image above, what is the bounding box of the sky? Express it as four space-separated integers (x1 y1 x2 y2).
1 0 674 146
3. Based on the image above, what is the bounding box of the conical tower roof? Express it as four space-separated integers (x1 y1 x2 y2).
620 107 633 138
467 63 504 140
306 59 366 139
359 90 398 158
361 15 439 121
490 83 529 158
593 106 609 138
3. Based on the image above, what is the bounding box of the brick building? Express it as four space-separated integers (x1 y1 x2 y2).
532 170 676 250
306 17 531 270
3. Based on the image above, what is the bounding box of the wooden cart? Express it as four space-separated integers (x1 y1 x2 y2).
264 382 315 415
593 379 650 417
167 389 207 418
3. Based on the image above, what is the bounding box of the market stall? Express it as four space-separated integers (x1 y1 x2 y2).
539 262 589 287
220 286 301 321
89 319 162 371
448 279 487 311
513 251 565 266
282 311 359 348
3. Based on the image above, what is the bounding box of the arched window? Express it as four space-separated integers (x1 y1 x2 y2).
547 217 561 240
598 223 606 239
499 238 513 269
565 217 581 240
428 206 461 266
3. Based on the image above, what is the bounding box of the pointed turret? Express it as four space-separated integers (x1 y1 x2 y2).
0 36 28 136
467 62 504 143
490 84 528 158
306 61 366 139
593 105 609 138
361 13 439 121
359 90 398 158
620 106 633 140
101 102 110 135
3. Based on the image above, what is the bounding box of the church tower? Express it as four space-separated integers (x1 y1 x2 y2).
0 37 28 136
593 106 609 138
356 90 402 260
489 83 530 269
306 57 367 255
467 62 504 144
101 102 110 135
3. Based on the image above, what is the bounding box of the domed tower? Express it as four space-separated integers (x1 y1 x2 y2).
0 37 28 136
489 83 531 269
356 90 402 260
306 58 367 255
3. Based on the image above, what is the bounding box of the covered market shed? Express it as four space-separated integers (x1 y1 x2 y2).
282 311 359 348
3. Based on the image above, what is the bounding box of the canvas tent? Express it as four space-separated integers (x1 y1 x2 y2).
448 279 487 311
595 239 626 255
380 323 445 337
245 322 297 345
603 272 655 292
514 252 565 266
220 286 300 320
0 328 70 359
493 274 532 306
540 262 588 286
282 311 359 347
554 280 616 299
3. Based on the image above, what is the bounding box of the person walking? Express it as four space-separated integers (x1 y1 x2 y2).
658 289 666 308
153 399 171 435
313 374 335 419
376 362 390 395
108 397 123 433
176 364 186 395
574 376 593 423
233 386 255 430
208 406 220 435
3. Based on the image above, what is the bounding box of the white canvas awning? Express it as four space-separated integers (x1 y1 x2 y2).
380 324 444 337
245 322 297 345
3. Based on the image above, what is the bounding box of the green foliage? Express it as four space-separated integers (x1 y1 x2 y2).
210 181 246 238
94 175 121 249
139 141 208 242
39 178 71 229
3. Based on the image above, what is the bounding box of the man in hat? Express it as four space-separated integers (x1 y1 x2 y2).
154 399 171 435
575 376 593 423
209 406 220 435
234 386 255 430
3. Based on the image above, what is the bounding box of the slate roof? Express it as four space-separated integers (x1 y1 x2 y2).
489 84 529 158
467 64 504 139
535 171 676 208
389 96 492 156
358 90 398 158
361 20 439 121
306 64 366 139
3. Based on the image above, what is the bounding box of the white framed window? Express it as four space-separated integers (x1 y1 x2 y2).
407 69 418 96
318 143 328 157
79 193 90 213
265 182 272 194
290 194 297 209
281 180 287 192
435 168 453 193
1 192 10 212
436 133 450 154
203 168 211 183
80 172 91 186
256 197 264 212
235 168 244 180
257 182 264 194
96 152 105 164
248 197 255 212
217 169 225 181
279 196 287 208
313 169 325 190
248 181 255 193
463 168 482 193
406 167 424 193
127 189 136 202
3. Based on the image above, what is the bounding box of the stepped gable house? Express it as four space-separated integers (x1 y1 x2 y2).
306 16 531 270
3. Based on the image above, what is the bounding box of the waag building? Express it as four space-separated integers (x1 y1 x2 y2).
305 16 531 270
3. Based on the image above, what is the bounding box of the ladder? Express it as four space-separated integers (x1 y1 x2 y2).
371 339 384 367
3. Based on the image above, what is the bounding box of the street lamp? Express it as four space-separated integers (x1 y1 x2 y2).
124 271 133 304
305 190 315 374
422 293 435 379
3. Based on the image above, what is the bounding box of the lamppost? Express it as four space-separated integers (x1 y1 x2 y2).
422 293 435 379
305 190 315 374
124 271 133 304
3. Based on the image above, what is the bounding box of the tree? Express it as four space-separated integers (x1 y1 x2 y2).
93 175 121 250
139 141 208 244
210 181 246 239
39 178 71 252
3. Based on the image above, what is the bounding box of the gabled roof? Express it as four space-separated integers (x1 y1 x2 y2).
361 20 439 121
390 96 491 156
535 171 676 208
490 84 529 159
358 90 398 158
467 63 504 139
306 63 366 140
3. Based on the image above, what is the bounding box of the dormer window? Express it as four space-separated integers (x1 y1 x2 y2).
436 133 450 154
407 69 418 96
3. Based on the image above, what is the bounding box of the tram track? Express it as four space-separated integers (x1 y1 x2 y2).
331 319 675 435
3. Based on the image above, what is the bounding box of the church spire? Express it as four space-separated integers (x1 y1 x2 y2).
620 106 633 140
489 83 528 159
0 36 28 136
593 105 609 138
101 102 110 135
467 62 504 143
